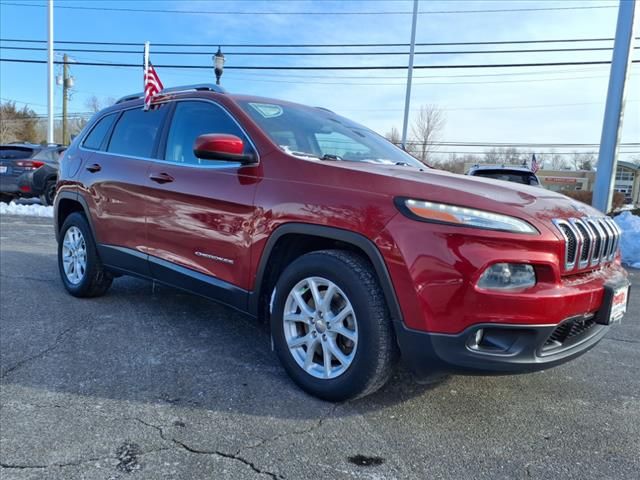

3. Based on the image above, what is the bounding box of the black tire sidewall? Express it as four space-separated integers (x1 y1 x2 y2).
42 180 56 206
58 212 101 297
271 253 388 401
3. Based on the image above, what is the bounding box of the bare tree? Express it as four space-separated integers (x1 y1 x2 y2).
385 126 401 145
410 104 445 164
548 149 566 170
0 101 39 143
85 95 117 113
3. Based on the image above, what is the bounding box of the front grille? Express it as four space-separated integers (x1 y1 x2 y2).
552 216 620 273
542 315 597 353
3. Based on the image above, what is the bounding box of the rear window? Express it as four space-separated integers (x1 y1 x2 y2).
108 106 168 158
83 114 117 151
472 170 538 185
0 147 36 159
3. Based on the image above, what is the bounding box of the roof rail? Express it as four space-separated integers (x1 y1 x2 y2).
116 83 226 104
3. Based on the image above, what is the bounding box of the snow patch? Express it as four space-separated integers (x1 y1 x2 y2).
0 201 54 218
614 211 640 268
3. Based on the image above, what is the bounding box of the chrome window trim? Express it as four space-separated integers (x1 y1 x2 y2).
79 98 260 170
570 218 594 269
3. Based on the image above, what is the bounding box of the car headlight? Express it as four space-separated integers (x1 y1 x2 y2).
395 198 538 234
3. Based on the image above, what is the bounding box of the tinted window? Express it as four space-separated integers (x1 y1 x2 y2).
165 101 250 165
0 147 37 159
108 106 168 158
83 114 117 150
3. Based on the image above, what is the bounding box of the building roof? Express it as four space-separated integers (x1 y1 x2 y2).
618 160 640 171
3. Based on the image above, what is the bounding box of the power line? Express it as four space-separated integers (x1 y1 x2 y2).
3 44 635 56
3 36 636 48
0 2 618 16
2 57 639 70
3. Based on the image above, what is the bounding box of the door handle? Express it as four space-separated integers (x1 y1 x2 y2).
86 163 101 173
149 172 174 184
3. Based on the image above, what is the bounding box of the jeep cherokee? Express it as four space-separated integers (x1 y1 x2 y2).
54 84 631 401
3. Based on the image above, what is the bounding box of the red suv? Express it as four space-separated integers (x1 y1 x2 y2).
54 84 631 401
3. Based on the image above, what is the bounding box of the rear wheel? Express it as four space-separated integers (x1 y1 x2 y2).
271 250 397 401
40 179 56 206
58 212 112 297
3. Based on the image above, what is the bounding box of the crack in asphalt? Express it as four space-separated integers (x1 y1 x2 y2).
0 273 54 284
0 324 77 380
240 402 342 454
604 336 640 345
0 447 172 471
132 418 283 479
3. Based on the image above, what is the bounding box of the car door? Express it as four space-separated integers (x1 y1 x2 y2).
144 99 260 300
78 104 169 274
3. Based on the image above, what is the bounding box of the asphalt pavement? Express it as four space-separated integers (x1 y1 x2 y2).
1 214 638 479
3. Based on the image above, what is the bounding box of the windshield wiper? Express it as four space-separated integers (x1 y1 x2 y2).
321 154 342 161
289 150 321 160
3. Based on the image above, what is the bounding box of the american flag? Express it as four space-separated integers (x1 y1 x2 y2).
531 153 540 173
144 62 164 110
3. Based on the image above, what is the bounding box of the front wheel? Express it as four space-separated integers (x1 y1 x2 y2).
271 250 397 401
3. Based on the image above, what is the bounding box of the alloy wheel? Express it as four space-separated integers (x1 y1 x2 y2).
283 277 358 379
61 226 87 285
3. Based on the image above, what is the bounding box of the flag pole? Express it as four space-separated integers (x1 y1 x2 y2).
143 41 149 110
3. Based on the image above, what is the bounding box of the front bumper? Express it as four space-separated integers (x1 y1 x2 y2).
395 316 610 377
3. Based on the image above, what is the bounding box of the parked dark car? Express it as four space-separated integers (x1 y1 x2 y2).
0 143 65 205
54 84 629 401
18 146 66 205
467 164 542 187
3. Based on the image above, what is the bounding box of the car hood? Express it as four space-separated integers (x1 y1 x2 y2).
330 161 604 227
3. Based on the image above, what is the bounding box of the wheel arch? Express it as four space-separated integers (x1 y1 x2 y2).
249 223 403 326
55 191 96 243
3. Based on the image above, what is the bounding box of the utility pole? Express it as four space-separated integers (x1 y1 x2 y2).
62 53 69 145
47 0 54 144
401 0 419 150
592 0 637 213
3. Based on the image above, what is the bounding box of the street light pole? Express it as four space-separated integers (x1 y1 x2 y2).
401 0 419 150
47 0 54 144
592 0 637 213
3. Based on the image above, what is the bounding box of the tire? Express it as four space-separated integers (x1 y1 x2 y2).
0 193 14 203
271 250 397 401
40 179 56 206
58 212 112 297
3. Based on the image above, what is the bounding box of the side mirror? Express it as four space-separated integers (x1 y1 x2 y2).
193 134 256 164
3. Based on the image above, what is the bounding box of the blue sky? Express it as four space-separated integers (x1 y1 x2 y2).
0 0 638 161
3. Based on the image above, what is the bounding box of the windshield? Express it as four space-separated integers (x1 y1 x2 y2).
238 100 425 168
472 170 539 186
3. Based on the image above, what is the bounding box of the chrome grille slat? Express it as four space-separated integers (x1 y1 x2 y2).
553 215 619 272
598 218 614 261
587 219 605 266
571 219 593 268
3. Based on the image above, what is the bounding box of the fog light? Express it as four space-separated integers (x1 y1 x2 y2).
477 263 536 290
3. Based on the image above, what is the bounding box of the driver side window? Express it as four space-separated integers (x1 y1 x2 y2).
165 101 251 165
